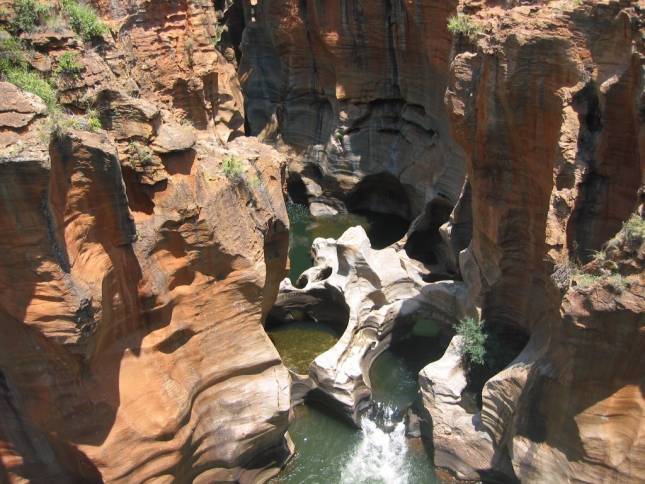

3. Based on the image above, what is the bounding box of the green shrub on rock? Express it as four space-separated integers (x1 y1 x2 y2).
455 316 486 366
3 67 57 110
0 34 29 72
9 0 51 33
447 13 481 42
55 51 83 77
222 155 244 181
60 0 107 41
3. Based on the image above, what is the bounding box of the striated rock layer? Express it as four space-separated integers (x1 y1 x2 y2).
240 0 465 269
424 1 645 482
0 0 293 480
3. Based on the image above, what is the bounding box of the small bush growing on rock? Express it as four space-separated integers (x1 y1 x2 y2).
47 111 81 139
55 51 83 77
222 155 244 181
9 0 50 33
456 316 486 366
60 0 107 42
2 67 57 111
85 109 101 132
0 34 29 72
211 23 226 47
622 213 645 245
447 13 481 42
129 142 154 167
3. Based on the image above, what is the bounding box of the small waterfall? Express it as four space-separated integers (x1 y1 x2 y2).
340 403 410 484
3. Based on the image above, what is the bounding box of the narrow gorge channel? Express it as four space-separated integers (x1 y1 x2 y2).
0 1 642 483
267 201 445 483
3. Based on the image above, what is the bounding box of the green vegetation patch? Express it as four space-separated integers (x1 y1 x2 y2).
55 51 83 77
85 108 102 132
447 13 481 42
129 142 154 166
221 155 244 181
0 34 29 71
3 67 57 110
622 213 645 245
8 0 51 33
455 316 486 366
60 0 107 41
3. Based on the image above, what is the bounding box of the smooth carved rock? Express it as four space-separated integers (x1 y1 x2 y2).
0 82 47 129
419 336 507 481
0 123 292 482
271 226 472 423
240 0 465 231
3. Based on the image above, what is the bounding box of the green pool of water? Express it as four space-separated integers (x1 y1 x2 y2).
267 321 340 374
287 202 409 283
270 204 446 483
272 321 449 484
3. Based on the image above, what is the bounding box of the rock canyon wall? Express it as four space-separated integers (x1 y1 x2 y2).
0 1 291 482
0 0 643 483
253 0 644 483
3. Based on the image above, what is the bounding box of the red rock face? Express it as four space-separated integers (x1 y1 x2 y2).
0 83 291 482
439 2 644 482
92 0 245 141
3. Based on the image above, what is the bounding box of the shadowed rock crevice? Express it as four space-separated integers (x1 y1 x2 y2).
346 172 411 221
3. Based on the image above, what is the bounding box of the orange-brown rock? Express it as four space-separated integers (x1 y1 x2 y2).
93 0 246 142
0 96 291 482
425 1 645 482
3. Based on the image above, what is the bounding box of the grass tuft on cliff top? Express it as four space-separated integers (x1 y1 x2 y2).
447 13 482 42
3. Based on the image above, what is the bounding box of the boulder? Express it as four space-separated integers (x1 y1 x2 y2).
151 123 196 153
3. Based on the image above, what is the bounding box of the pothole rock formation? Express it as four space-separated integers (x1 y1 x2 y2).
271 226 472 423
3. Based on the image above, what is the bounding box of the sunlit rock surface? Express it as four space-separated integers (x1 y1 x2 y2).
271 226 472 423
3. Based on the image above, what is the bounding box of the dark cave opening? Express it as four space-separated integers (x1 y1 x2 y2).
346 172 411 221
404 197 454 267
286 173 309 206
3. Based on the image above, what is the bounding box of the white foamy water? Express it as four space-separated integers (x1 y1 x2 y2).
340 403 410 484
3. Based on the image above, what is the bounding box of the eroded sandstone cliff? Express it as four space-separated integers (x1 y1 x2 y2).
246 0 644 483
1 0 643 483
0 1 291 482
